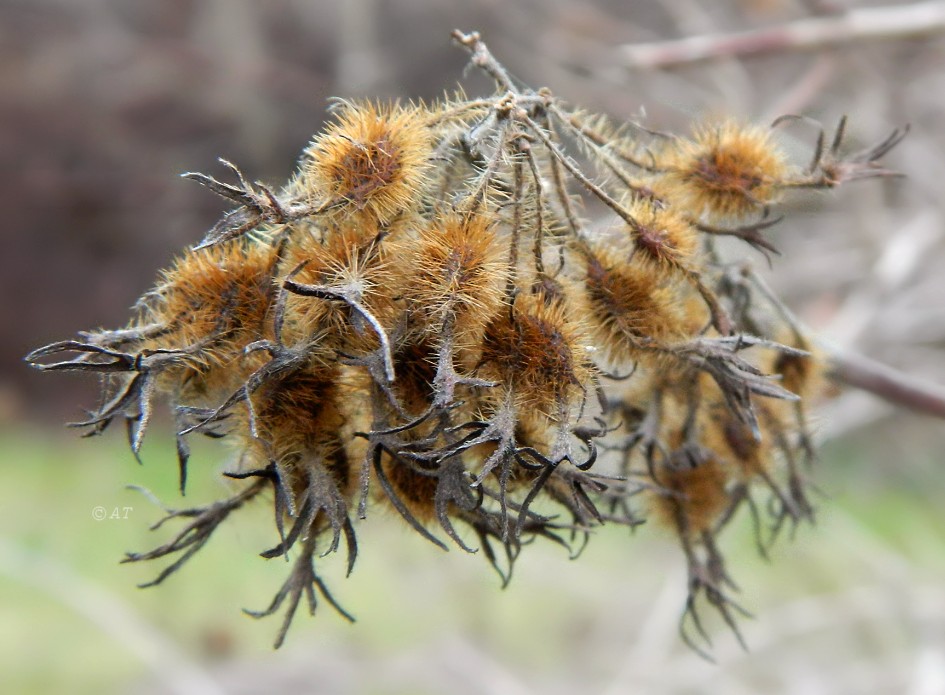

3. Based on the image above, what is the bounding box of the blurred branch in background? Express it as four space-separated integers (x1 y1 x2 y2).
828 346 945 421
619 1 945 69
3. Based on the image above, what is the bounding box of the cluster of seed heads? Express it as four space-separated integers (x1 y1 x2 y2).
28 31 905 653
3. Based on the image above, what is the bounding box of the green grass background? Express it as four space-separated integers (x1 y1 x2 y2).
2 423 943 694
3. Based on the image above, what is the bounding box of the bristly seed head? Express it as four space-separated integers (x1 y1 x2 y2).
669 119 789 220
405 212 507 342
581 246 692 366
139 240 281 401
480 292 590 418
649 451 729 538
146 241 279 351
624 197 700 269
301 101 434 225
281 223 397 352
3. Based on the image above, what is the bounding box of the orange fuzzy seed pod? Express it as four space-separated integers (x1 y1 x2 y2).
143 242 278 352
625 197 700 269
281 223 398 352
480 292 590 418
405 212 507 343
581 246 692 366
239 364 353 498
140 240 280 399
669 120 789 220
701 400 774 482
301 101 433 225
649 454 730 537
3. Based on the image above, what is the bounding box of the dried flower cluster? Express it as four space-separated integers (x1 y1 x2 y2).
27 31 905 653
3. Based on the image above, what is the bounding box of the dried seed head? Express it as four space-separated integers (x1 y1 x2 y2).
238 365 353 499
248 366 346 461
144 241 278 351
624 197 700 269
702 401 774 481
480 292 590 417
581 246 692 366
281 224 397 351
649 452 730 537
405 212 507 342
139 241 280 398
669 120 789 220
301 101 433 225
27 31 911 654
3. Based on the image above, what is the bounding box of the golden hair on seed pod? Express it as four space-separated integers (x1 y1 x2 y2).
238 363 354 498
668 119 789 220
700 398 775 482
142 241 279 353
281 221 398 351
139 240 280 399
580 245 693 367
405 212 507 344
648 452 731 538
479 291 590 418
300 100 434 225
623 197 700 270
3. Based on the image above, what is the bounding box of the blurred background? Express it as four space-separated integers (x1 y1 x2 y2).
3 0 945 693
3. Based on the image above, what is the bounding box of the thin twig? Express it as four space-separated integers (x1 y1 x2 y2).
619 2 945 69
825 343 945 420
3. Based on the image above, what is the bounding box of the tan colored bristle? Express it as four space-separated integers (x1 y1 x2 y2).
301 101 433 225
404 212 507 344
624 197 700 270
144 241 278 352
669 120 789 220
581 246 692 367
648 455 730 537
138 240 280 401
251 367 343 449
479 292 590 418
239 365 353 495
